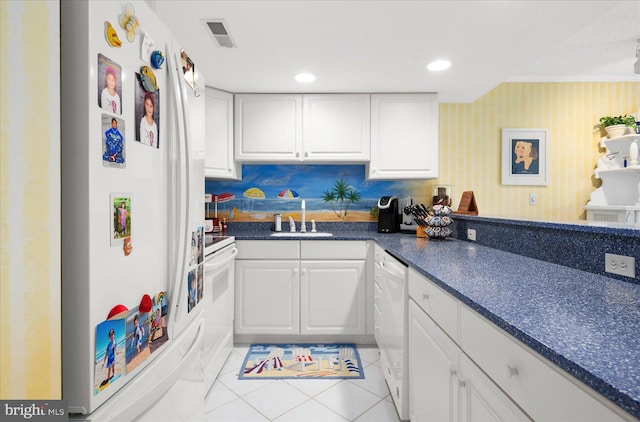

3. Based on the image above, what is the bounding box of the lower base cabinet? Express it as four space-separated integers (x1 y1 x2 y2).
234 240 367 336
408 300 530 422
235 260 300 335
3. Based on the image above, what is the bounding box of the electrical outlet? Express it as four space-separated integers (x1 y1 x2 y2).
467 228 476 241
529 193 537 206
605 253 636 278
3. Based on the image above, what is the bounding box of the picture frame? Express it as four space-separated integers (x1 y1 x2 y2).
501 128 549 186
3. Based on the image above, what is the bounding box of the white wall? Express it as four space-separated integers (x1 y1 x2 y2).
0 0 61 399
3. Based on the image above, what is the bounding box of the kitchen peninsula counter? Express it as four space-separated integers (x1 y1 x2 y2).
228 226 640 419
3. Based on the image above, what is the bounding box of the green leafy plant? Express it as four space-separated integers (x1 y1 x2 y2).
321 178 361 221
596 115 636 129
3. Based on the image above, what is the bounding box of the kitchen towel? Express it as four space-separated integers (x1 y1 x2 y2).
239 343 364 380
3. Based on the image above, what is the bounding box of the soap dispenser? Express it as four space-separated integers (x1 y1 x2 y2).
274 213 282 232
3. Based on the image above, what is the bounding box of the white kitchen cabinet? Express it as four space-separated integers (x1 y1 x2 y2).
234 94 370 162
408 299 460 422
368 93 439 179
235 240 368 337
408 299 530 422
302 94 370 161
204 87 240 179
234 94 303 161
300 260 366 335
459 305 627 422
458 354 531 422
234 260 300 335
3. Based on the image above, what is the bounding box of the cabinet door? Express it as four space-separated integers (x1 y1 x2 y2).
408 300 460 422
234 260 299 334
302 94 370 161
458 354 531 422
300 260 366 335
368 93 438 179
204 87 240 179
234 94 302 161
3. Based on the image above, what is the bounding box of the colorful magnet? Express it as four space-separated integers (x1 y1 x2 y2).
123 236 132 256
107 304 129 320
104 21 122 47
138 66 158 92
119 3 140 43
139 294 153 313
150 50 165 69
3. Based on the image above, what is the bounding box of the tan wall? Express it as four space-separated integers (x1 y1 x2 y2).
0 0 61 399
432 82 640 222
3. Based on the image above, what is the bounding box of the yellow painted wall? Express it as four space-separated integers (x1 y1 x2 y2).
0 0 61 399
431 82 640 222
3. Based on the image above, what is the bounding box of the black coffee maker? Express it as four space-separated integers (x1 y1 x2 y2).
377 196 400 233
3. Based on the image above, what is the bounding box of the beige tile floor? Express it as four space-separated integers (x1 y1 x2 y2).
204 346 401 421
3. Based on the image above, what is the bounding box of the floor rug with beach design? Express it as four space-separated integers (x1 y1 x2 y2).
239 343 364 380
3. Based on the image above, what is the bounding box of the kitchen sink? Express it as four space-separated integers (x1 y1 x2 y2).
270 232 333 237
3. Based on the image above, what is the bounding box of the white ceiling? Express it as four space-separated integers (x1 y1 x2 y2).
151 0 640 103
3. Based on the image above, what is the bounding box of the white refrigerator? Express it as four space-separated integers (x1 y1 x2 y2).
61 1 206 420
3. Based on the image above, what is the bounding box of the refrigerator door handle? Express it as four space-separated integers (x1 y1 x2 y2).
167 43 192 321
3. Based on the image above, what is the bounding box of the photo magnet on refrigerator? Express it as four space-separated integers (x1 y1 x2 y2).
110 193 131 246
94 318 126 395
97 54 122 115
135 77 160 148
102 114 125 167
125 306 150 373
149 291 169 353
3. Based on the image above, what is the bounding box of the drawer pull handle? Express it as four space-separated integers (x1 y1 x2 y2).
504 364 518 378
449 368 457 377
422 293 429 300
458 380 466 388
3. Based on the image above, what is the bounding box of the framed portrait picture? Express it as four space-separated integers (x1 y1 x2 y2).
501 128 549 186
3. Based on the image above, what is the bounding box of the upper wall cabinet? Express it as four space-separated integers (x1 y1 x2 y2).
234 94 370 162
303 94 370 161
368 93 438 180
205 87 241 180
235 94 303 161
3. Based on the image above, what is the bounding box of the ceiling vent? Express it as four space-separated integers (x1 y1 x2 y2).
205 19 237 48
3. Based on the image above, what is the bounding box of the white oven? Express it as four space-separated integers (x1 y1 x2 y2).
374 244 408 420
203 236 237 393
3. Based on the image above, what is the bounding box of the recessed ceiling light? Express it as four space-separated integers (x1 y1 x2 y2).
295 73 316 83
427 60 451 72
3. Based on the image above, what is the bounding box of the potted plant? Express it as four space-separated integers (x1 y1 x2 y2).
596 115 637 138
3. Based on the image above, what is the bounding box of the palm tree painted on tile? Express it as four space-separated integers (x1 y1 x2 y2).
321 178 362 221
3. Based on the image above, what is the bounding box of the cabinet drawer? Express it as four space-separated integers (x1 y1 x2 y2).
408 268 458 341
300 240 367 259
236 240 300 259
459 306 626 422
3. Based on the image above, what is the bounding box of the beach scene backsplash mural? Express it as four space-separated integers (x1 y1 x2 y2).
205 165 423 222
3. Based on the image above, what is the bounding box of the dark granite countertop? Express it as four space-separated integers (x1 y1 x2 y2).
227 224 640 419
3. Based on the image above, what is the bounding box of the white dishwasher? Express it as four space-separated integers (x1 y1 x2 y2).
374 244 408 420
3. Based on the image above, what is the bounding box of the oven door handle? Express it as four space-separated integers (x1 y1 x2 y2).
204 248 238 277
